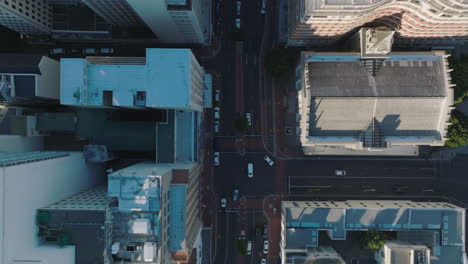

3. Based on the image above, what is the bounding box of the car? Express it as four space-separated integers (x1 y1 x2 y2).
263 223 268 238
393 185 408 194
214 152 220 166
221 198 227 208
245 112 252 126
214 107 220 120
83 48 97 55
263 240 269 254
215 89 220 102
261 258 267 264
247 163 253 178
335 170 346 176
50 48 65 55
236 1 241 15
233 188 239 201
100 48 114 54
235 18 241 29
246 240 252 255
261 0 266 14
264 155 274 166
214 120 219 133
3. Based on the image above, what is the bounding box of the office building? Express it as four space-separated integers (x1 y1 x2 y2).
296 50 454 155
281 200 466 264
79 0 143 27
0 151 105 264
60 48 205 112
0 0 52 34
108 162 202 264
0 53 60 106
288 0 468 46
125 0 211 44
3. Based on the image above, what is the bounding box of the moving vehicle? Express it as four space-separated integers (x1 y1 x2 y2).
247 163 253 178
335 170 346 176
246 240 252 255
263 240 269 254
83 48 97 55
214 120 219 133
263 223 268 238
233 188 239 201
214 107 220 119
261 0 266 14
246 112 252 126
100 48 114 54
261 259 267 264
236 1 241 15
215 89 220 102
235 18 241 29
264 155 274 166
50 48 65 55
214 152 220 166
221 198 227 208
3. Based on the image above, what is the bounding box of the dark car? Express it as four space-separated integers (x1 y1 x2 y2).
393 185 408 193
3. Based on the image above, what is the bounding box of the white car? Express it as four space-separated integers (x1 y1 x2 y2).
245 113 252 126
83 48 97 55
264 155 274 166
247 163 253 178
236 1 241 15
214 152 220 166
100 48 113 54
50 48 65 55
233 188 239 201
263 240 269 254
335 170 346 176
214 107 220 120
221 198 227 208
261 258 267 264
214 120 219 133
235 18 241 29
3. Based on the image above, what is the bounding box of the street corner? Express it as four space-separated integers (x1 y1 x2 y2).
263 195 281 219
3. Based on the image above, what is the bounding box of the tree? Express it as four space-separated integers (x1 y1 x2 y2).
360 230 386 252
57 233 70 247
264 48 294 80
236 239 247 256
448 54 468 104
37 211 50 225
445 110 468 148
234 117 248 134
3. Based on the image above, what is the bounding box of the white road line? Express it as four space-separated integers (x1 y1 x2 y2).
288 176 434 179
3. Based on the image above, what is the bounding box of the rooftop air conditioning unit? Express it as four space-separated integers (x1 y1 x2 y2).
134 91 146 106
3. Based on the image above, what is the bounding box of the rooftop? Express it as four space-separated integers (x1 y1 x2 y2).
0 53 43 74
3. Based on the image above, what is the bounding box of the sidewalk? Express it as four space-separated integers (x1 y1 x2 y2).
263 195 282 264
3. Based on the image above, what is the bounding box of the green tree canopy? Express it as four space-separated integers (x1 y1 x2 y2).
446 110 468 148
57 233 70 247
264 48 294 80
360 230 386 252
449 54 468 104
37 211 50 225
234 117 248 134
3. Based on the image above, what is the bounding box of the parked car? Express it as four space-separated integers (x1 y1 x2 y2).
214 106 220 119
247 163 253 178
335 170 346 176
221 198 227 208
263 223 268 238
236 1 241 15
246 240 252 255
233 188 239 201
245 112 252 126
235 18 241 29
263 240 269 254
264 155 274 166
214 120 220 133
214 152 220 166
83 48 97 55
261 258 267 264
261 0 267 14
215 89 220 102
100 47 114 54
50 48 65 55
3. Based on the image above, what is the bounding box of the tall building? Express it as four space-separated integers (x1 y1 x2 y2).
79 0 143 27
60 48 205 112
296 50 454 155
281 200 467 264
0 151 105 264
125 0 211 45
0 53 60 106
288 0 468 46
0 0 52 34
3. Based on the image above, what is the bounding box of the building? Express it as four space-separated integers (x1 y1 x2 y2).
107 162 202 264
79 0 143 27
125 0 211 45
0 53 60 106
281 200 467 264
0 0 52 35
0 151 105 264
287 0 468 46
60 48 205 112
296 50 454 155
